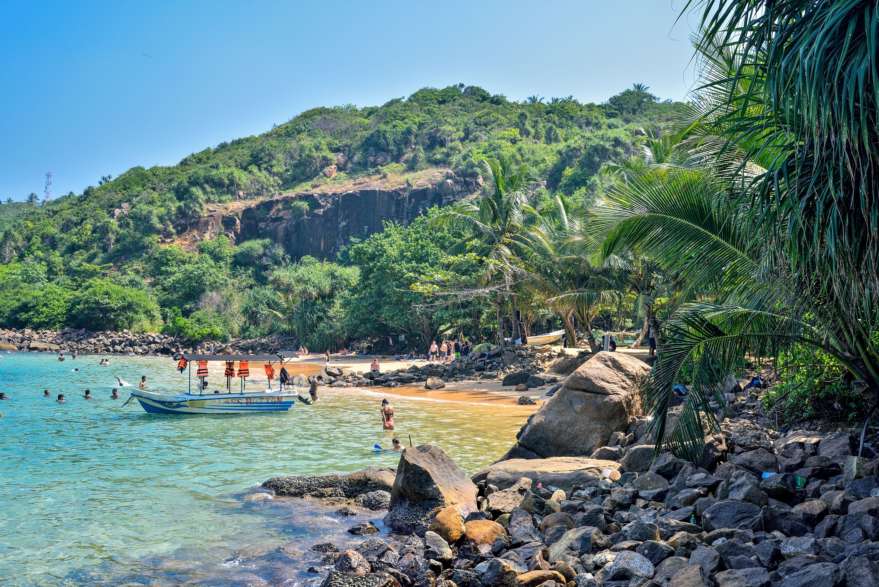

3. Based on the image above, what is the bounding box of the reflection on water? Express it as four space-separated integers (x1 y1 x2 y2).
0 353 528 585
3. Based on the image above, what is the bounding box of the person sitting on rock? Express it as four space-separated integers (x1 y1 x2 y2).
370 358 380 374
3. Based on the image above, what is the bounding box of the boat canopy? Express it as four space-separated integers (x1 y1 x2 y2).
180 352 297 362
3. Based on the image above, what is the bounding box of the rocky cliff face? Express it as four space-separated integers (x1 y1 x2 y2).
197 171 475 260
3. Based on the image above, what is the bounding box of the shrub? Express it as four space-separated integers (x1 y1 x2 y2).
762 344 867 425
69 278 162 332
163 309 228 343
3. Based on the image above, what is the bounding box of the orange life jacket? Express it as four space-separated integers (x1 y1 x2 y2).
196 360 208 378
237 360 250 378
224 361 235 378
176 358 188 372
263 363 275 380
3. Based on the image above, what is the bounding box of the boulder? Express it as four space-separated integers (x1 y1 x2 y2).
485 477 532 514
516 570 567 587
502 371 531 386
424 377 445 390
385 445 478 534
602 551 655 581
505 352 649 457
463 519 507 547
0 342 17 351
473 457 620 493
430 505 466 543
714 567 770 587
424 530 453 562
335 549 371 576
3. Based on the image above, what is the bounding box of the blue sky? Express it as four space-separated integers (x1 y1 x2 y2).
0 1 698 199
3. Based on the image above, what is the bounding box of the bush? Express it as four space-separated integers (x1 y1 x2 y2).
69 278 162 332
762 344 866 425
16 284 73 329
163 309 228 343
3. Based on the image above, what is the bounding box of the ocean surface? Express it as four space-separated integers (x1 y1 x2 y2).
0 353 530 586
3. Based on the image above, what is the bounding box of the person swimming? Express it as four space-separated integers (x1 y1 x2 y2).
57 393 65 403
139 376 147 390
380 399 395 430
115 376 130 387
83 389 92 400
111 388 119 400
43 389 50 397
392 438 402 451
0 392 7 400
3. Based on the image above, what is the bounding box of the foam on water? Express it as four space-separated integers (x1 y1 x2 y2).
0 353 529 585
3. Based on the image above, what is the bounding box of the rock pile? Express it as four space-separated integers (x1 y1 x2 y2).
0 327 298 356
327 346 566 390
280 354 879 586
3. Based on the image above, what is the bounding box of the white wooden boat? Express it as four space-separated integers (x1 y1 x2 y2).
527 329 565 346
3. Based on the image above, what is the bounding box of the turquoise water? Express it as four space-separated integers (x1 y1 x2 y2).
0 353 529 586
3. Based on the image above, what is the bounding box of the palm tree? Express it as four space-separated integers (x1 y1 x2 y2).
436 158 532 345
593 1 879 458
522 196 617 352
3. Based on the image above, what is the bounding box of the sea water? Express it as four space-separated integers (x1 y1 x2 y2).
0 353 530 585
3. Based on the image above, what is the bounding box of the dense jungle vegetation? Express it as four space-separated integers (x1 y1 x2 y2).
0 83 684 347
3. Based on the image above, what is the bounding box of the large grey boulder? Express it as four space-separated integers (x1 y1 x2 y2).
384 445 477 534
504 352 650 458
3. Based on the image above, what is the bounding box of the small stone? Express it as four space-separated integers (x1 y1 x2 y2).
636 540 674 565
334 549 371 576
515 570 566 587
603 550 655 580
792 499 828 524
621 445 655 473
714 567 770 587
622 520 660 541
780 536 817 559
347 522 379 535
778 562 840 587
424 530 453 562
701 500 763 531
669 564 711 586
689 545 721 574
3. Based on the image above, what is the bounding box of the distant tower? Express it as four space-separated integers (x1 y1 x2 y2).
44 172 53 203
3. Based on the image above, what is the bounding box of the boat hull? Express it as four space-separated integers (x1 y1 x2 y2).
132 390 295 414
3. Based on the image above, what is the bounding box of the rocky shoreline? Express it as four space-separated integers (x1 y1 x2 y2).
251 352 879 587
0 327 298 356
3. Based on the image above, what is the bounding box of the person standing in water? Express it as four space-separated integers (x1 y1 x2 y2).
43 389 50 398
391 438 402 451
380 398 395 430
56 394 65 403
83 389 92 400
279 366 290 391
139 376 147 390
308 377 318 403
111 388 119 400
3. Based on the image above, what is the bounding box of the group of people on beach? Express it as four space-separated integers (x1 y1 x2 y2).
428 339 471 363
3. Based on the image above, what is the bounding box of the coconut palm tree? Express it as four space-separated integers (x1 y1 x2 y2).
436 158 533 345
594 2 879 459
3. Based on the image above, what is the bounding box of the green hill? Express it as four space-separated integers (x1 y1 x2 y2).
0 84 684 344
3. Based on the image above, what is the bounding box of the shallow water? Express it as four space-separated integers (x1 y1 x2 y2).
0 353 530 585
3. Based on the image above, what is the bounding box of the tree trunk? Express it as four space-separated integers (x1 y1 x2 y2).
562 312 577 349
632 300 654 348
495 295 504 346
